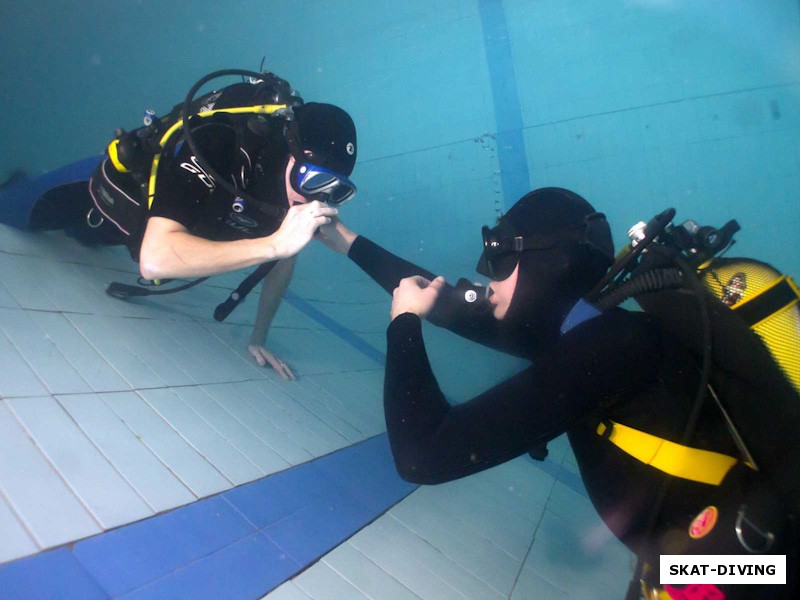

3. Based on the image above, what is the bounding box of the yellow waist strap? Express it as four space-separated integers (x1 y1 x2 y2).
597 420 737 486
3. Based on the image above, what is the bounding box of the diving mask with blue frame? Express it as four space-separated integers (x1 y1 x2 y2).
282 116 357 206
290 162 356 206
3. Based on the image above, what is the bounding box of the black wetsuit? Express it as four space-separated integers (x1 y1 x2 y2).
348 235 797 599
146 116 285 243
19 114 286 258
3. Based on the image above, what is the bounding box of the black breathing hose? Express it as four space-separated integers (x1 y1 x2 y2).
106 278 209 300
624 258 714 600
181 69 287 222
213 261 277 322
596 268 684 311
586 208 676 303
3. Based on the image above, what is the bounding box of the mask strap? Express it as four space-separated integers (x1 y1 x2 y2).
282 119 306 164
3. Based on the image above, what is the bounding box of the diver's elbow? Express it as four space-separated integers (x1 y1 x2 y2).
395 464 449 485
139 220 184 280
396 464 424 484
393 453 446 485
138 252 168 281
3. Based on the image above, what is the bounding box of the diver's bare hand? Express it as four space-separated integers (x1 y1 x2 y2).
247 345 297 380
391 276 446 321
270 201 338 259
316 217 357 254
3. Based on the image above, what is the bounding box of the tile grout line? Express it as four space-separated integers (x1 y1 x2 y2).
3 400 106 535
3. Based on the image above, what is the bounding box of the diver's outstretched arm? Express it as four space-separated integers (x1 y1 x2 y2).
317 218 439 292
319 220 528 356
139 201 336 279
332 231 531 357
384 310 662 484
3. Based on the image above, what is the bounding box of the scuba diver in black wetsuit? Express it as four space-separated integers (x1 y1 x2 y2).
316 187 799 599
0 69 358 378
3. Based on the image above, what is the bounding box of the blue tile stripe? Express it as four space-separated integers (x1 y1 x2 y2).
283 289 386 366
478 0 531 210
0 434 417 599
0 548 107 600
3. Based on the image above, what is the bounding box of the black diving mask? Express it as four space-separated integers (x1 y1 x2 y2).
476 212 611 281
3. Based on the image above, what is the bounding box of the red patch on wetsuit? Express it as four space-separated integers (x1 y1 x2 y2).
689 506 718 539
664 583 725 600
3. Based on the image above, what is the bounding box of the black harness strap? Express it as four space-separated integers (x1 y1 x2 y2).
734 278 799 327
214 261 277 322
105 260 277 323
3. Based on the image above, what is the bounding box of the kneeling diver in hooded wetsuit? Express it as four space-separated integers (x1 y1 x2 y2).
316 187 798 600
0 71 358 378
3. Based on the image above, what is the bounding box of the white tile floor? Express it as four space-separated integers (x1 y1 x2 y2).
0 224 633 599
266 453 633 600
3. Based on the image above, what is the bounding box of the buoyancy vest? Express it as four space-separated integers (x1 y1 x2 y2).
626 257 800 502
89 77 296 256
566 211 800 502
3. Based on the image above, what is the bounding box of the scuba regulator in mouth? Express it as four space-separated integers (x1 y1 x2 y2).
422 278 494 326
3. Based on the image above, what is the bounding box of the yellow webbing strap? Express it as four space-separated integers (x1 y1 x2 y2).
597 420 737 486
146 103 287 208
642 583 677 600
107 139 130 173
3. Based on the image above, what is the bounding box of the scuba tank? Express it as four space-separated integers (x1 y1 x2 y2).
588 210 800 600
590 211 800 398
107 109 163 177
100 69 302 218
591 210 800 499
95 69 304 319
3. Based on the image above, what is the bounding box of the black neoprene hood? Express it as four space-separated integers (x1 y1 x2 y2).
293 103 357 176
487 187 615 342
476 187 614 280
502 187 613 258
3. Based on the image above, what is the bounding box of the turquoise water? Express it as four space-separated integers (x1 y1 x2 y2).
2 0 798 276
0 2 798 596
